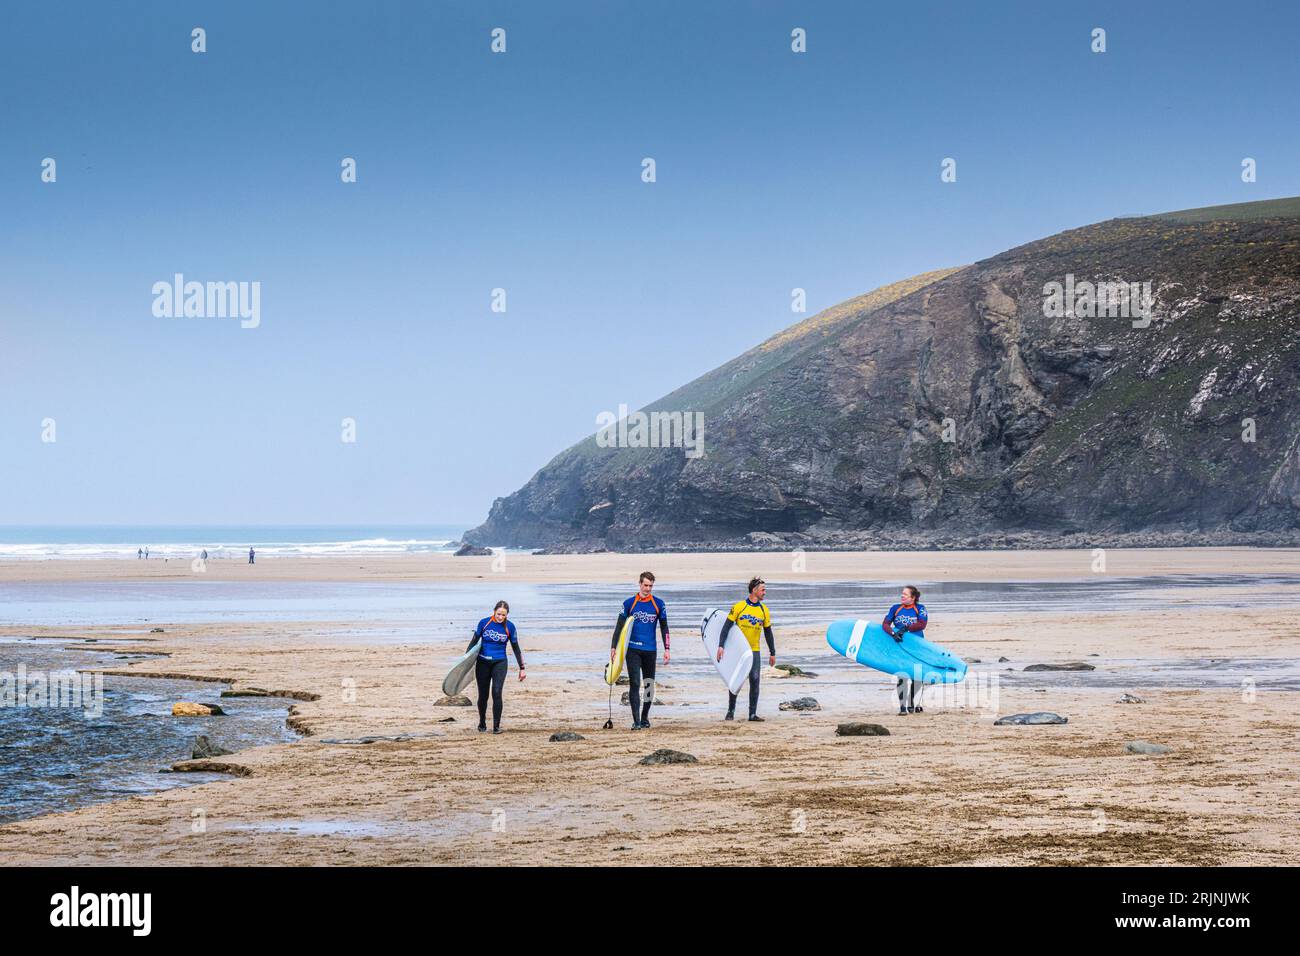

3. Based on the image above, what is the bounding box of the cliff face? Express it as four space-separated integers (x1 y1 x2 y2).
467 197 1300 551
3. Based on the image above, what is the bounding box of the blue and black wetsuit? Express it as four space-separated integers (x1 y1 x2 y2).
468 616 524 731
611 594 668 727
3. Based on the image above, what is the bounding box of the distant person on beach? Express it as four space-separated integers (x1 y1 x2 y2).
137 548 143 560
201 549 208 560
144 547 149 559
883 585 929 714
716 576 776 722
610 571 669 730
467 600 526 734
248 547 255 565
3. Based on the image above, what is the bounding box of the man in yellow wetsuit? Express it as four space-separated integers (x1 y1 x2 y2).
715 576 776 721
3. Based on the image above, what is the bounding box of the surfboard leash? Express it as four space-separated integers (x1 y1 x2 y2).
602 679 614 730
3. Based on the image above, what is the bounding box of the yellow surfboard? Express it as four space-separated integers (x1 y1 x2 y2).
604 615 633 685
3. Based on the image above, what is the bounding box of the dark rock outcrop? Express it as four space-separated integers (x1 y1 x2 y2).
1024 662 1096 672
465 198 1300 551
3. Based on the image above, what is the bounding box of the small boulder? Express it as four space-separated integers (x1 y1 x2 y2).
994 712 1068 725
549 731 585 742
1125 740 1172 755
997 656 1011 663
774 663 817 678
835 722 890 737
150 628 165 633
434 694 472 707
1023 662 1095 672
171 701 225 717
779 697 821 712
453 543 493 557
191 735 233 759
1117 693 1145 704
639 748 697 765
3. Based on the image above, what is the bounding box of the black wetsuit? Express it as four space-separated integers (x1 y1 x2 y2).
719 617 775 719
611 600 669 726
467 622 524 731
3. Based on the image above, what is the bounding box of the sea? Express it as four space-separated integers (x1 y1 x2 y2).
0 524 469 560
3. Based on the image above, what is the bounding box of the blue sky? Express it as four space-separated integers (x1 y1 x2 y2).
3 0 1298 525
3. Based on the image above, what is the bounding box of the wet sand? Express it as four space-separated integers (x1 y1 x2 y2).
1 550 1298 865
5 545 1300 583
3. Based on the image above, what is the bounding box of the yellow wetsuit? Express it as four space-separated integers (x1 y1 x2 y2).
726 599 772 652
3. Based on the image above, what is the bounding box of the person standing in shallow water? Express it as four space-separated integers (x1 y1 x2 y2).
468 600 526 734
882 585 928 714
248 547 255 565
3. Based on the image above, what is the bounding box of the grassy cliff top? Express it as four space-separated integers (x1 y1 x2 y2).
1149 195 1300 223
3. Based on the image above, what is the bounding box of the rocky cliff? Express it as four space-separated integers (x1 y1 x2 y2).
466 197 1300 551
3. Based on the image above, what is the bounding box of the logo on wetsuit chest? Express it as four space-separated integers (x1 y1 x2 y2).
893 607 924 627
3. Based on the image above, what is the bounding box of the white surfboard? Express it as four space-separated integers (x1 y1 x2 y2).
442 640 481 697
701 608 754 694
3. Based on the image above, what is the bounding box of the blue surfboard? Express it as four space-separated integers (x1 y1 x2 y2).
825 619 967 684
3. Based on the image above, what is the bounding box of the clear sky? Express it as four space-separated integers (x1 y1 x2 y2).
3 0 1298 525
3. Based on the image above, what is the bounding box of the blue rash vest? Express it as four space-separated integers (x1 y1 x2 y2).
882 602 928 634
474 616 519 662
621 594 667 652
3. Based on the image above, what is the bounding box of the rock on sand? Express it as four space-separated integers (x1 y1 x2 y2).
639 748 697 765
1125 740 1172 755
993 712 1068 725
835 722 890 736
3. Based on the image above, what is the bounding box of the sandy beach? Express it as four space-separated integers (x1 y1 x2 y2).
2 549 1298 866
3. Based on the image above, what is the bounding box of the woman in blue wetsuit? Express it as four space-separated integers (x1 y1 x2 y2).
882 585 928 715
467 600 526 734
